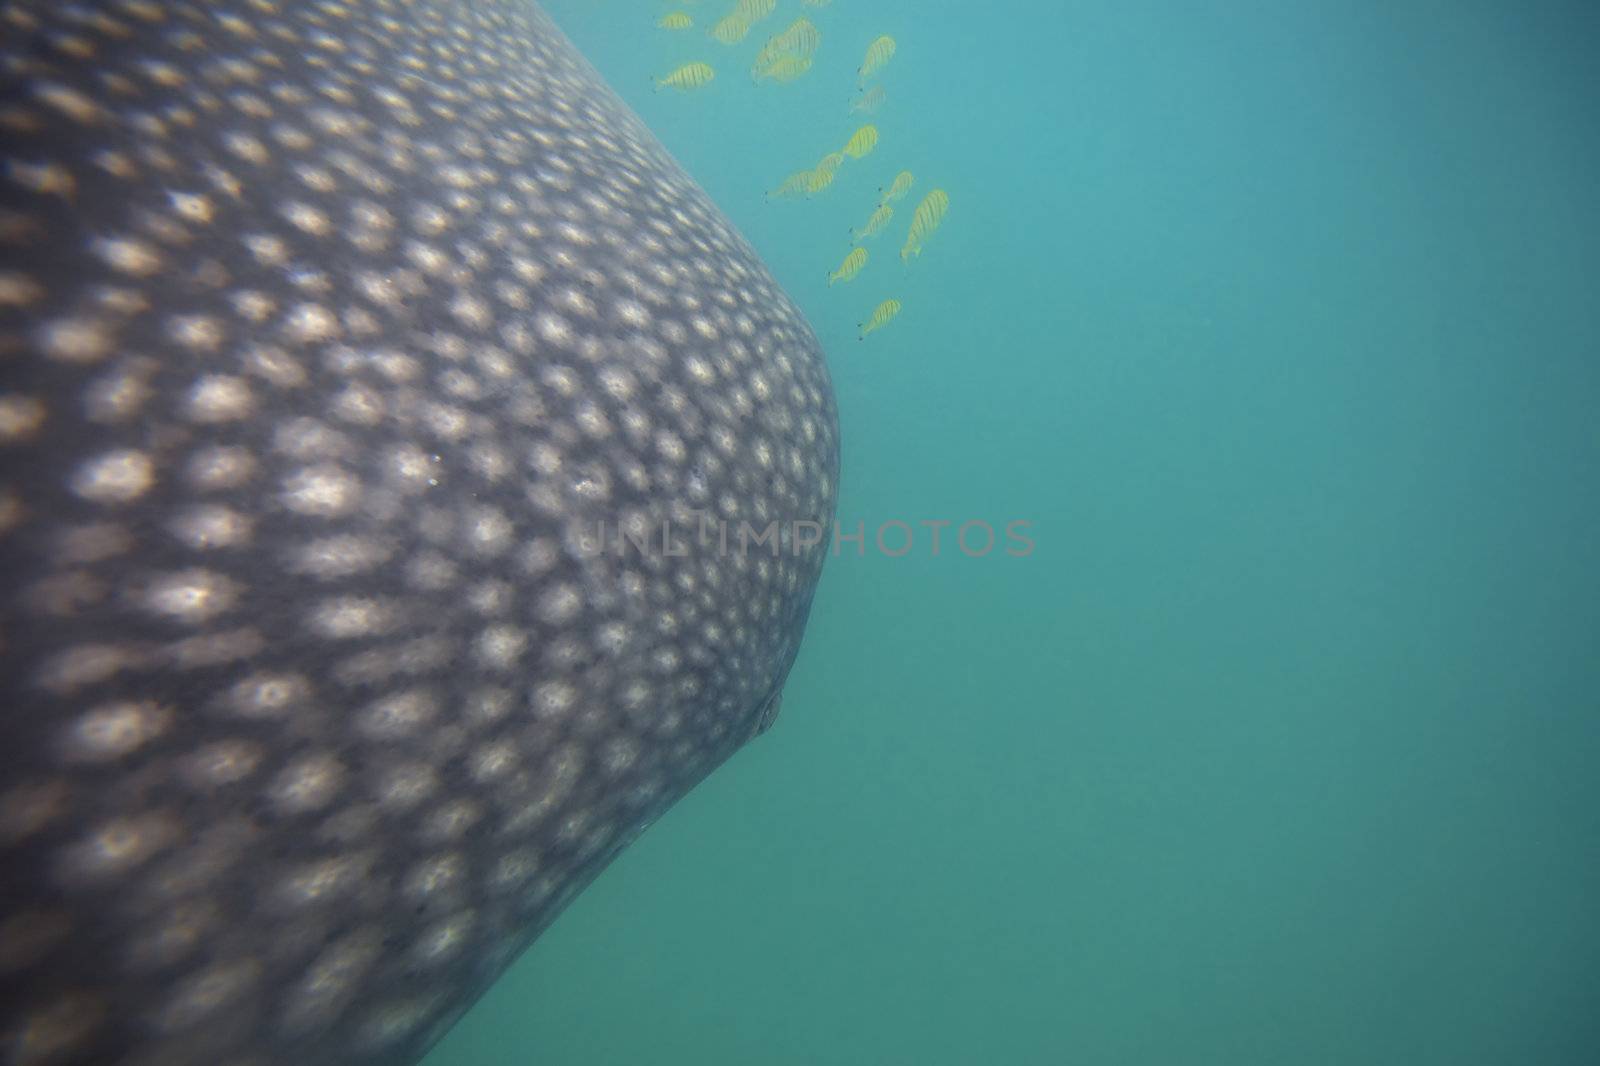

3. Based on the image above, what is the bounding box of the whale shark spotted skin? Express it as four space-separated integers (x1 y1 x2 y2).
0 2 838 1063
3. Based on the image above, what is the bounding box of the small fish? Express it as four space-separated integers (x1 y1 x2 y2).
900 187 949 261
816 151 846 176
859 298 902 339
752 35 786 72
774 17 822 57
656 61 716 91
734 0 777 24
753 53 813 83
658 12 694 30
852 203 894 241
711 13 750 43
858 34 896 84
829 246 868 285
842 124 879 160
805 166 837 195
769 169 816 200
878 170 914 205
849 85 887 115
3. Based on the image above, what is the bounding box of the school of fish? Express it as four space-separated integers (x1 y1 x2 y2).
649 3 953 340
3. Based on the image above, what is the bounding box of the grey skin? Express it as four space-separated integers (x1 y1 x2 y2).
0 1 838 1063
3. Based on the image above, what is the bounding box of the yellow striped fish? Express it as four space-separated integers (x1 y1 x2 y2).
768 169 815 200
829 247 868 285
849 85 887 115
816 151 846 176
842 124 879 160
852 203 894 241
711 13 750 43
655 61 716 91
900 188 949 261
754 54 813 83
859 298 902 339
879 170 914 205
858 34 896 84
773 18 822 58
735 0 776 24
752 34 787 72
804 166 837 195
789 18 823 55
657 12 693 30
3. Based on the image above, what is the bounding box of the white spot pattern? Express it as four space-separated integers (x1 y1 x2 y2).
0 1 837 1064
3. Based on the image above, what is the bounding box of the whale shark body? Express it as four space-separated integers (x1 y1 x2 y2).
0 2 838 1062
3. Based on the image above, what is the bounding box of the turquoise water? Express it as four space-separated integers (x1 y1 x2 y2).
426 2 1600 1063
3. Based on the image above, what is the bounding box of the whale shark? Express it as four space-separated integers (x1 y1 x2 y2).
0 1 838 1063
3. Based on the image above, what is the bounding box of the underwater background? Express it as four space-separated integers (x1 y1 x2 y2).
427 1 1599 1063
